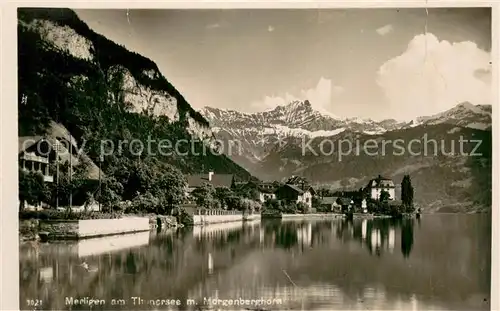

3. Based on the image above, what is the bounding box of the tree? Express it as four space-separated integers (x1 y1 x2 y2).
296 202 309 214
215 187 233 209
19 169 50 210
226 195 243 210
378 190 391 214
401 175 415 212
379 189 390 202
236 181 259 200
153 164 187 214
263 198 281 211
240 198 261 214
96 176 123 211
47 161 90 209
191 182 216 209
312 196 322 209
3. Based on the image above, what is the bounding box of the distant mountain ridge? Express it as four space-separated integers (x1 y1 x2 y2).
200 100 491 172
200 100 492 212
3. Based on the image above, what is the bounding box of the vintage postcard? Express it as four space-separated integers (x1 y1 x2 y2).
1 1 498 310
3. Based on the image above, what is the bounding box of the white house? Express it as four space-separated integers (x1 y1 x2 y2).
259 191 276 203
258 182 277 203
275 184 314 209
365 175 396 200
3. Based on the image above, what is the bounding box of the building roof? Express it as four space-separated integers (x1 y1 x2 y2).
187 173 234 188
278 183 314 195
274 183 304 195
320 197 339 205
258 182 278 193
286 175 308 184
258 187 276 194
337 197 352 206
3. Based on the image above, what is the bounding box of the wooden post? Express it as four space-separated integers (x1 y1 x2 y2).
55 141 59 210
98 155 103 212
69 136 72 209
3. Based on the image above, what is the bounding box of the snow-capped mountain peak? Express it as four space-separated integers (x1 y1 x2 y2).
416 101 491 130
198 100 491 182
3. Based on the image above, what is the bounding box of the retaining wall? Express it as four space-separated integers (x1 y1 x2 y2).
78 217 150 238
38 217 150 240
192 214 243 225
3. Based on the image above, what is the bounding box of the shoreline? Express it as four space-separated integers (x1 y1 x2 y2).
18 210 483 242
19 215 179 242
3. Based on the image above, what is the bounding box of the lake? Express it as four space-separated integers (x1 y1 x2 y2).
19 214 491 310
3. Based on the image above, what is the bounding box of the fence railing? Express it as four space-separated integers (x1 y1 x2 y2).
194 209 242 216
180 204 251 216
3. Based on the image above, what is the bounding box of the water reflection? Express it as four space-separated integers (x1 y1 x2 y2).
401 219 414 258
20 215 490 310
263 217 415 259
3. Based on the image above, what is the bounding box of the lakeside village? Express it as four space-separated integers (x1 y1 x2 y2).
18 129 417 240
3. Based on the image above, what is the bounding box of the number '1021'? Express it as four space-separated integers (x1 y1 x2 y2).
26 299 42 307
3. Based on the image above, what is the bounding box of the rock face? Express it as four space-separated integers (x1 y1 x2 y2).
22 18 95 61
20 11 211 139
19 220 40 242
149 215 179 229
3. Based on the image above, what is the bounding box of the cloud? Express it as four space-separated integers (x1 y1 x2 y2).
206 23 221 29
300 77 332 111
376 24 393 36
250 77 343 115
268 25 275 32
251 95 286 111
377 33 491 120
332 85 345 94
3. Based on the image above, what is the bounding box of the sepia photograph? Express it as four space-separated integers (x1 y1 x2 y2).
9 4 496 310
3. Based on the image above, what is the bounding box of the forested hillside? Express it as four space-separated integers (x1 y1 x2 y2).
17 8 252 211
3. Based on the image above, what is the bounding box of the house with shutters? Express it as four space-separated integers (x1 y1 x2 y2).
18 122 104 210
364 175 396 200
257 182 278 203
275 183 315 209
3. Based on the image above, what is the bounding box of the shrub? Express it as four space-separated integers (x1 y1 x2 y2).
240 198 261 214
263 198 280 211
281 202 298 214
261 208 282 219
174 207 193 226
127 192 160 214
315 204 331 213
226 195 243 210
296 202 309 214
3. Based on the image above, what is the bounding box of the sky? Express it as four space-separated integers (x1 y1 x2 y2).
75 8 492 121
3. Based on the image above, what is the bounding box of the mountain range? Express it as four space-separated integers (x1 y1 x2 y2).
201 100 492 212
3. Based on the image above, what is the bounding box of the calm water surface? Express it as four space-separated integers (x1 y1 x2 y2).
20 214 491 310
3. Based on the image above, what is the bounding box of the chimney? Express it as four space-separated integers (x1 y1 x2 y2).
208 171 214 181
